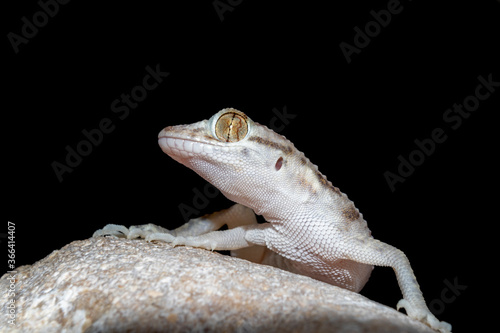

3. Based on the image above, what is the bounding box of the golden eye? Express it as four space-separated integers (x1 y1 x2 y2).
215 112 248 142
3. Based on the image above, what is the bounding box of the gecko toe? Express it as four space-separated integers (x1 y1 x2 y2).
397 299 452 333
92 224 129 238
145 232 176 243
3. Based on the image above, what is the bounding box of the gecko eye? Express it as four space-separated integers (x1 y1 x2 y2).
275 157 283 171
215 111 248 142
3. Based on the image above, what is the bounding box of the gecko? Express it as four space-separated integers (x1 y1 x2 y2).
94 108 452 333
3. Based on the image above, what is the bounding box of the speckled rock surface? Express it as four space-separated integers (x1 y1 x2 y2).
0 237 436 332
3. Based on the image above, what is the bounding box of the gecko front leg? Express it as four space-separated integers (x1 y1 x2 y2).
93 204 268 263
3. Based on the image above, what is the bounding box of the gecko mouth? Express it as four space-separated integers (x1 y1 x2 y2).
158 136 227 159
159 136 202 159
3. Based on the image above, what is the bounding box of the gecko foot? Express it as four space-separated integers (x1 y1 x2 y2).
93 223 172 240
92 224 130 238
397 299 452 333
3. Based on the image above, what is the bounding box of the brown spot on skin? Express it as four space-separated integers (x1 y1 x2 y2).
315 171 327 185
202 134 216 141
247 136 293 155
315 170 342 196
297 174 317 196
330 185 342 196
162 125 206 136
342 204 360 221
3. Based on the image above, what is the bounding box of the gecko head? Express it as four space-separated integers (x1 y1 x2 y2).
158 108 302 215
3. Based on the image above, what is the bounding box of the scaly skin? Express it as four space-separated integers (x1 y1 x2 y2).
94 108 452 333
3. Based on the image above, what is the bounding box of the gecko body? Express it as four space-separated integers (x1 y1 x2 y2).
94 108 452 333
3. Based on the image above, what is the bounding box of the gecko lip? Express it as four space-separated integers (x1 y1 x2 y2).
158 136 228 159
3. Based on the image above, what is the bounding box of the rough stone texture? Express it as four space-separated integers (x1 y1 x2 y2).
0 237 437 333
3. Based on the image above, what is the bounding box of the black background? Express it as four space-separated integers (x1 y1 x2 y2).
4 1 499 331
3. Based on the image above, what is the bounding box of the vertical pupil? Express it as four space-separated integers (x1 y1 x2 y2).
226 114 235 141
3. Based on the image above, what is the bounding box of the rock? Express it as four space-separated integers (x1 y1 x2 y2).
1 237 437 333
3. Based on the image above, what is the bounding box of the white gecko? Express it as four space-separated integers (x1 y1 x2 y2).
94 108 452 333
